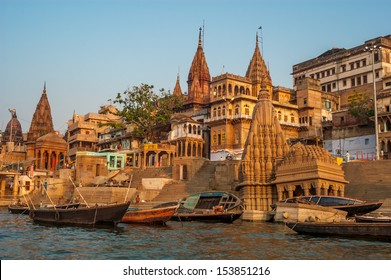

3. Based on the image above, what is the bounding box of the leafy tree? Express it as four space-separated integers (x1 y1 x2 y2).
348 91 374 124
109 83 183 142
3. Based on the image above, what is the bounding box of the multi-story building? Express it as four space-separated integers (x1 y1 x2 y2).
173 30 338 161
292 34 391 159
66 105 120 162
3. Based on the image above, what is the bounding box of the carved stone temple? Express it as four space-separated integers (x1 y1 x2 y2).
236 85 348 221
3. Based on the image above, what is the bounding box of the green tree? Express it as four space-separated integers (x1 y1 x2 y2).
348 91 374 124
110 83 183 142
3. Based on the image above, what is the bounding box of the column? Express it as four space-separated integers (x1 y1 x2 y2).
0 177 6 198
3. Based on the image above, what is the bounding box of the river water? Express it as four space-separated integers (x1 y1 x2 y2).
1 208 390 260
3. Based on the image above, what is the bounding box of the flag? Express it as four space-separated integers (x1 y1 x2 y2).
258 26 262 29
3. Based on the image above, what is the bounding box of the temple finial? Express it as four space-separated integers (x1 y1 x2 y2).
43 81 46 94
198 27 202 47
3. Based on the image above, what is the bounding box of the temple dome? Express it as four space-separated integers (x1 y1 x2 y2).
36 132 66 145
2 111 23 144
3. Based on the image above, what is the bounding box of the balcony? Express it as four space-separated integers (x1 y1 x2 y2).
204 113 252 123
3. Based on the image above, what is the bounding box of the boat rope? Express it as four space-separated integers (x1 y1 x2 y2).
291 222 298 230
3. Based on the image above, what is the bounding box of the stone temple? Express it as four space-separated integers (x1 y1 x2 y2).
236 84 348 221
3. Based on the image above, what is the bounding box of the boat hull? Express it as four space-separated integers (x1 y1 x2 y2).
121 205 178 224
172 211 243 223
29 202 130 226
355 214 391 223
286 222 391 241
8 205 30 214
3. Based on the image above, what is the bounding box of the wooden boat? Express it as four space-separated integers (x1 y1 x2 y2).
171 191 243 223
8 204 30 214
272 195 382 216
285 221 391 241
121 203 179 225
29 201 130 226
355 214 391 223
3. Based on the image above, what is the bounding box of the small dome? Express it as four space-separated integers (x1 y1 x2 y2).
36 132 66 145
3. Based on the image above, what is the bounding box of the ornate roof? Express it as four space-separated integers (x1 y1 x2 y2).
36 131 66 145
245 33 272 87
2 109 23 144
173 74 183 97
236 85 289 189
273 142 348 184
27 82 54 142
187 28 211 103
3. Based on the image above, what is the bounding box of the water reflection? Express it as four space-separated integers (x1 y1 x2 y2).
1 209 390 260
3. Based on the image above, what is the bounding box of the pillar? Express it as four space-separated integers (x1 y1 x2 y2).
0 177 6 198
13 175 19 196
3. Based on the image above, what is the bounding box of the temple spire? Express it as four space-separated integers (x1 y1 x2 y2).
198 27 202 48
43 81 46 94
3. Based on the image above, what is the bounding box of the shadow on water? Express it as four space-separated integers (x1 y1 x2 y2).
1 208 391 260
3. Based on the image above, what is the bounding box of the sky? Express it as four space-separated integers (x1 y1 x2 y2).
1 0 390 134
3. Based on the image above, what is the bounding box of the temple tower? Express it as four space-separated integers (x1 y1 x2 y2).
26 82 55 159
245 33 273 97
236 84 289 221
1 109 23 152
187 28 211 108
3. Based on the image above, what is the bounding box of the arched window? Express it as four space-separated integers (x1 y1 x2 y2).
244 104 250 115
213 108 217 117
245 88 250 95
290 113 295 123
234 104 240 115
218 106 221 117
218 85 222 96
278 111 282 120
193 125 197 134
234 86 239 96
188 124 192 134
198 126 201 135
222 105 226 116
240 86 245 94
228 84 232 94
223 85 226 94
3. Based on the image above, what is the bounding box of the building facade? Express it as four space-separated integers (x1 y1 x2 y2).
292 34 391 159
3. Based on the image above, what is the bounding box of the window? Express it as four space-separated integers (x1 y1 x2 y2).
362 59 366 67
365 138 369 145
356 61 360 68
222 105 226 116
351 78 355 87
278 111 282 120
234 104 239 115
350 62 354 70
341 117 345 123
244 104 250 115
303 98 307 105
341 65 346 72
291 114 295 123
284 115 288 122
325 100 331 110
217 106 221 117
357 76 361 85
343 79 347 87
363 75 368 84
213 108 216 117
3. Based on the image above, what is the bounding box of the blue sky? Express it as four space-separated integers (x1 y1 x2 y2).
1 0 390 133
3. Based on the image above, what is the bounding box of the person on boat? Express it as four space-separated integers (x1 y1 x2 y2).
345 151 350 162
135 194 140 204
